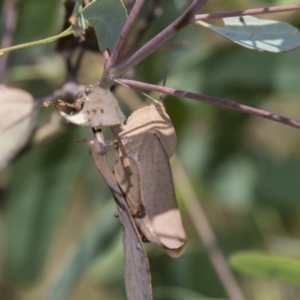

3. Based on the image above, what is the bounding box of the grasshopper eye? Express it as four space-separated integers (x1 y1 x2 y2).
138 211 146 219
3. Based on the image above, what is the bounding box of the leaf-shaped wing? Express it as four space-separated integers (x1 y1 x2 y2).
135 132 187 257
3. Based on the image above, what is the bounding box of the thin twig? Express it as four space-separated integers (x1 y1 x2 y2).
115 78 300 130
0 0 18 83
107 0 146 69
172 156 246 300
194 4 300 21
108 0 207 77
160 65 169 101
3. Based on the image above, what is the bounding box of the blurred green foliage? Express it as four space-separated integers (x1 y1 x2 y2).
230 252 300 286
1 1 300 300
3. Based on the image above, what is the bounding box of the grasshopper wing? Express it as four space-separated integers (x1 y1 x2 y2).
135 131 187 257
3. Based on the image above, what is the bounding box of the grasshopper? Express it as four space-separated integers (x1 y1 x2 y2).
114 101 187 257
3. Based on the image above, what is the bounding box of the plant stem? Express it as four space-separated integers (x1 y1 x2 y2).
173 156 246 300
194 4 300 21
0 28 73 56
107 0 146 69
108 0 207 77
115 78 300 130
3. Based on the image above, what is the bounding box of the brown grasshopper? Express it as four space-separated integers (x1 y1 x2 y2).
114 101 187 257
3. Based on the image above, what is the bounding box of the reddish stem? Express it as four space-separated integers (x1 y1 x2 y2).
108 0 207 77
115 78 300 130
194 4 300 21
107 0 146 69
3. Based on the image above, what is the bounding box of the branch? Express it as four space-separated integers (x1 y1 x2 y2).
108 0 207 77
106 0 146 69
115 78 300 130
172 156 246 300
194 4 300 21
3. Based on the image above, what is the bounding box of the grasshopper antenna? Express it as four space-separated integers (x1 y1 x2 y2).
159 65 169 102
114 65 169 105
114 79 159 104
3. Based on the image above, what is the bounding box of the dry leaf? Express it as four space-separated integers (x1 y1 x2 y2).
58 86 125 127
0 85 36 170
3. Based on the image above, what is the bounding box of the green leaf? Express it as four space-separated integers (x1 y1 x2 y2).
82 0 127 52
230 251 300 286
4 127 89 283
196 16 300 53
47 202 119 300
0 0 128 56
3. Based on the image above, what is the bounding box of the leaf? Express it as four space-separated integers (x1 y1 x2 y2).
0 85 36 171
47 202 119 300
4 127 88 283
58 86 126 127
230 251 300 286
196 16 300 52
0 0 127 56
82 0 127 52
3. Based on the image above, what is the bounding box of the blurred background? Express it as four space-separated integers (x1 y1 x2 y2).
1 0 300 299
